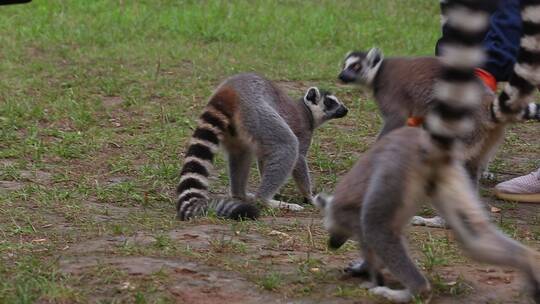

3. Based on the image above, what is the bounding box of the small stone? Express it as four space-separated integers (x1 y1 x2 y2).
120 281 135 290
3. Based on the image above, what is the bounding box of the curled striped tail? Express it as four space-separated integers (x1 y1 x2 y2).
176 87 258 221
491 0 540 122
208 198 259 220
426 0 496 151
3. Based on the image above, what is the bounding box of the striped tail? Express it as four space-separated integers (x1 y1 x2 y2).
176 87 259 221
426 0 496 150
491 0 540 122
207 198 259 220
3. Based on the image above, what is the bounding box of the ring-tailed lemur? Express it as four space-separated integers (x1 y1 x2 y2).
338 49 540 137
338 48 540 229
315 1 540 302
338 49 540 184
176 73 348 220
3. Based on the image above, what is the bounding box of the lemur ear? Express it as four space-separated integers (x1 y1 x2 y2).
366 47 383 68
304 87 321 104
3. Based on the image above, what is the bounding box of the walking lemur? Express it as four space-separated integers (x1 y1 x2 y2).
315 0 540 302
176 73 348 220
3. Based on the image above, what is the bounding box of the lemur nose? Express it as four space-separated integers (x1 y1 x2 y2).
338 71 355 83
336 107 348 118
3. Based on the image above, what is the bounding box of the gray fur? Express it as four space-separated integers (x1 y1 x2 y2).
314 127 540 302
320 2 540 302
339 49 511 186
223 74 346 209
177 73 347 219
339 51 440 139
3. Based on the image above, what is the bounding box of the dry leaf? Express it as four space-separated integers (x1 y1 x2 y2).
490 206 501 213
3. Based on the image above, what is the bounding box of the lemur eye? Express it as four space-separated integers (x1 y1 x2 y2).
352 63 361 70
324 98 338 110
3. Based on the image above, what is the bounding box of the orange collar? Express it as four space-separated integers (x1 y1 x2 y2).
405 69 495 129
407 116 424 127
474 68 497 92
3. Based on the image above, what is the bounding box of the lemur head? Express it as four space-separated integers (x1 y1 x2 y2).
338 47 384 86
303 87 348 128
313 193 352 250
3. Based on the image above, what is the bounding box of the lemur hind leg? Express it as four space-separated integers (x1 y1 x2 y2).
227 148 253 200
361 166 430 302
433 164 540 302
243 159 265 203
349 245 386 287
253 120 303 211
292 155 313 204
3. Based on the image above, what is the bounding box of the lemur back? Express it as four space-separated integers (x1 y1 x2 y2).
176 73 347 220
316 1 540 302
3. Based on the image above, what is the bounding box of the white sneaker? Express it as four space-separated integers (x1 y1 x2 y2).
495 168 540 203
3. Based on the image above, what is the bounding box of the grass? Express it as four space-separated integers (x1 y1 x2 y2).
420 233 450 272
258 272 283 291
0 0 539 303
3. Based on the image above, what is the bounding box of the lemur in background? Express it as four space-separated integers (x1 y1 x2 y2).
176 73 348 221
338 49 540 138
338 46 540 229
338 48 540 186
314 0 540 302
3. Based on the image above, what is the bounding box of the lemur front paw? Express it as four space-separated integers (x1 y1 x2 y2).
411 215 447 229
369 286 413 303
345 260 385 286
266 199 304 211
344 259 369 277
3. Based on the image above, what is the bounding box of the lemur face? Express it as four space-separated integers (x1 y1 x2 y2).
303 87 348 125
339 48 383 85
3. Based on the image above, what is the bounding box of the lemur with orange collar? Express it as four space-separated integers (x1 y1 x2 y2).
338 49 539 185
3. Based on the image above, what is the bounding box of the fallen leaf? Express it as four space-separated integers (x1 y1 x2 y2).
120 281 135 290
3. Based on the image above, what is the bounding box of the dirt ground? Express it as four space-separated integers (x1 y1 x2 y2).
1 85 538 304
53 179 540 303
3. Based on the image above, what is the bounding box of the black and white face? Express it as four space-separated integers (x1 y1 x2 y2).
338 48 383 85
303 87 348 126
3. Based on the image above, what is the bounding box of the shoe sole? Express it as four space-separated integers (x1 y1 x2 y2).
494 191 540 203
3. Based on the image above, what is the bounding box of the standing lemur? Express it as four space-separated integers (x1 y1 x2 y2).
338 44 540 229
339 48 540 138
338 48 540 186
176 73 348 220
314 0 540 303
